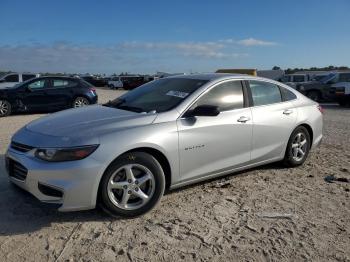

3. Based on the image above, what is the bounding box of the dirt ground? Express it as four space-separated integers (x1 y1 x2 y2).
0 88 349 262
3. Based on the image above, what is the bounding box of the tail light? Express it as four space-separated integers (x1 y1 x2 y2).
89 87 96 92
317 105 324 114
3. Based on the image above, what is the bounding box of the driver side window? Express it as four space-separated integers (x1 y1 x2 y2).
191 80 244 112
28 79 46 89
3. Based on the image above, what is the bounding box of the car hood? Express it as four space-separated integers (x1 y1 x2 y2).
25 105 157 138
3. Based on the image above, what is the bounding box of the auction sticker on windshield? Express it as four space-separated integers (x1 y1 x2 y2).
166 90 189 98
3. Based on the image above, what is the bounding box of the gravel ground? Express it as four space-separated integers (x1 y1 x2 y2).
0 88 349 262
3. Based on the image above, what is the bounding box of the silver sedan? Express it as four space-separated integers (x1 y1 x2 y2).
5 74 323 217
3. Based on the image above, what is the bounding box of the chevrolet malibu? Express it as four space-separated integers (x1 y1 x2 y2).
5 74 323 217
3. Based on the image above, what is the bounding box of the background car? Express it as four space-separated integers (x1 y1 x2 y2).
0 72 39 88
0 76 98 117
6 74 322 218
81 76 107 87
108 75 147 90
297 72 350 102
107 76 124 89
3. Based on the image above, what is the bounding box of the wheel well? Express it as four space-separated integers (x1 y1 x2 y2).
299 124 313 147
102 147 172 190
126 148 172 189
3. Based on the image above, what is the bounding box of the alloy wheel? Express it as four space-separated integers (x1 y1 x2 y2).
291 133 308 162
74 97 89 108
107 164 155 210
0 100 9 116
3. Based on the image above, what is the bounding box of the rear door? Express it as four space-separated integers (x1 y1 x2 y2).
177 80 253 182
248 80 297 163
46 78 77 109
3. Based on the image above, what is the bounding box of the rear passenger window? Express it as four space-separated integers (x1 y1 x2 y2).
249 80 282 106
53 79 77 88
193 80 244 111
280 86 297 101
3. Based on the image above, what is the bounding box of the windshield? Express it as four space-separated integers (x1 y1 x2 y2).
105 78 208 113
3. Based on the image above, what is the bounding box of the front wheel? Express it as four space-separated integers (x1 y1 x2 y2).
0 100 11 117
72 97 90 108
283 126 311 167
99 152 165 217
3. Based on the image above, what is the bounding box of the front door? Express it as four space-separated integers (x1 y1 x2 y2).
177 80 252 182
22 78 50 111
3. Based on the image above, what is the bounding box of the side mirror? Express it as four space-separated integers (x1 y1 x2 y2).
185 105 220 117
25 86 32 92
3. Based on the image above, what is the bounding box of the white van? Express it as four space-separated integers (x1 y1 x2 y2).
0 73 39 88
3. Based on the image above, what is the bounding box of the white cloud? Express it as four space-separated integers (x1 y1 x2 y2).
237 38 277 46
0 38 275 73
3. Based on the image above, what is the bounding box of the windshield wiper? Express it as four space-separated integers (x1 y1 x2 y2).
103 98 144 113
103 98 125 107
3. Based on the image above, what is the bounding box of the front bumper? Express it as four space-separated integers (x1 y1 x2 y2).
5 146 104 212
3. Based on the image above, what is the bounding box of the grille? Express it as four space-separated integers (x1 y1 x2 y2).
11 142 34 153
8 159 28 181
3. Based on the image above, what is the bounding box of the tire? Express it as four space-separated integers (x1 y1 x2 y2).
99 152 165 218
306 91 321 102
0 100 11 117
283 126 311 167
72 97 90 108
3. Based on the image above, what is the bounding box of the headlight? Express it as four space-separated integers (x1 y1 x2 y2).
35 145 99 162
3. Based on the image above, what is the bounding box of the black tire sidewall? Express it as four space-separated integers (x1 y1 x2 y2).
99 152 165 218
0 100 11 117
284 126 311 167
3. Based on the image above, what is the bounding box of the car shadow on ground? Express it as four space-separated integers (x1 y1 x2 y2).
0 152 288 236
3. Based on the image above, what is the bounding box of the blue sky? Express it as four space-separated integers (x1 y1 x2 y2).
0 0 349 74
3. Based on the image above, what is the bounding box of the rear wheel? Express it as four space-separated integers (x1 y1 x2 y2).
99 152 165 217
73 97 89 108
0 100 11 117
283 126 311 167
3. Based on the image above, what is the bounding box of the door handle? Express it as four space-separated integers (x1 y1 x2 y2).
283 109 293 115
237 116 250 123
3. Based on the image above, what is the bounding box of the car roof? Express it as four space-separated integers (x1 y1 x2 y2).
38 76 79 80
166 73 261 81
